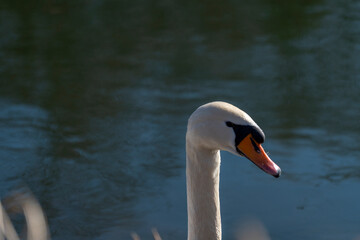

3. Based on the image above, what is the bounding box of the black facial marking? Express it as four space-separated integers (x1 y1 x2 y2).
225 121 234 128
235 148 246 157
225 121 265 147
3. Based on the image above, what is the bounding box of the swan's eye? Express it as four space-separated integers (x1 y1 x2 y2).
250 137 261 153
225 121 234 128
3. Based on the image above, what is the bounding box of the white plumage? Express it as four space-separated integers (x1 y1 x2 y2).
186 102 280 240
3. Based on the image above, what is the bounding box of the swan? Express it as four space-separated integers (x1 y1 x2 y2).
186 101 281 240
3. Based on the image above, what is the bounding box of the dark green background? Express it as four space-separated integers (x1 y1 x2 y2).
1 0 360 239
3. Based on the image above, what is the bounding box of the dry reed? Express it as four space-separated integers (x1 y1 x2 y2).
0 188 49 240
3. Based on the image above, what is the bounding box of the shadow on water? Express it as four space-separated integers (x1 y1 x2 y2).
1 0 360 239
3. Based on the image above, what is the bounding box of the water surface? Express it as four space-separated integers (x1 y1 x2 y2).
1 0 360 239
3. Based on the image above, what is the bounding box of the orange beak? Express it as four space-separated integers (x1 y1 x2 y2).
237 134 281 178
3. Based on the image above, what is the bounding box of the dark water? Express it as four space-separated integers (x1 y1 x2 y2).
1 0 360 239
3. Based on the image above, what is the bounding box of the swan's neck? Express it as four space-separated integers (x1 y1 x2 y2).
186 142 221 240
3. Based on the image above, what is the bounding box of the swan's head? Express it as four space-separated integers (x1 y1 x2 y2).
187 101 281 178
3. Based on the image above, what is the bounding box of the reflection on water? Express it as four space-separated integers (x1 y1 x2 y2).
1 0 360 239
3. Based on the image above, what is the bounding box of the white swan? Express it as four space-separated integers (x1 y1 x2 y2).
186 101 281 240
